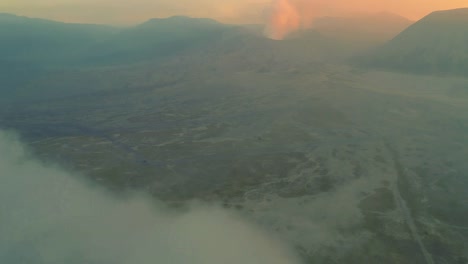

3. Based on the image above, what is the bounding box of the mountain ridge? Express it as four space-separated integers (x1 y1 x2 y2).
359 8 468 76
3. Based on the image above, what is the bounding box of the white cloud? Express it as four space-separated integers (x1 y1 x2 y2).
0 130 302 264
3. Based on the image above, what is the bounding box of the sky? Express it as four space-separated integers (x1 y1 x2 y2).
1 0 467 25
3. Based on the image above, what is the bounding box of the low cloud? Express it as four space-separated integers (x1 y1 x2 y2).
0 130 302 264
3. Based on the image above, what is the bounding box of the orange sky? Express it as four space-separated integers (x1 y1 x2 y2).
320 0 468 20
263 0 468 39
1 0 467 25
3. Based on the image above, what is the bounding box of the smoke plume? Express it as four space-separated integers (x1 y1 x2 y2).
264 0 316 40
0 130 302 264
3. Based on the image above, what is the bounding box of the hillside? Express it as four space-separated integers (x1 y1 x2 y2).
313 12 412 45
0 13 119 93
0 13 117 63
0 14 347 101
362 8 468 75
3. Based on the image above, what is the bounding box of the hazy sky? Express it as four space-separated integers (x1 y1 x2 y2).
1 0 467 25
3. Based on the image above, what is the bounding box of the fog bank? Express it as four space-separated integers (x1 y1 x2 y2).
0 130 302 264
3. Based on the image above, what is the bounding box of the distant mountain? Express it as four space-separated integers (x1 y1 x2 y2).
282 13 412 57
82 16 240 65
0 14 248 66
0 14 266 100
312 12 413 46
0 13 118 64
1 13 389 101
361 8 468 75
0 13 119 94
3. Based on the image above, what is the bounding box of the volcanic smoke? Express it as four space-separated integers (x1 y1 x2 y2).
264 0 317 40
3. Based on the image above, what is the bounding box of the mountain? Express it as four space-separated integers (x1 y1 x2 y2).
312 12 413 47
0 14 265 67
0 13 118 64
82 16 241 65
0 14 241 98
361 8 468 75
0 13 347 101
82 16 340 66
0 13 119 94
283 13 412 58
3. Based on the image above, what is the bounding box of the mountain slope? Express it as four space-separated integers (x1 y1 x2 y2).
361 8 468 75
82 16 240 65
284 13 412 57
313 12 413 45
0 13 118 64
1 13 348 101
0 13 119 95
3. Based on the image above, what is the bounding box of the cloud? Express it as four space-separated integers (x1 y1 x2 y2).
0 130 303 264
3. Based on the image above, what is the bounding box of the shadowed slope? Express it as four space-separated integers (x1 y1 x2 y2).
361 8 468 75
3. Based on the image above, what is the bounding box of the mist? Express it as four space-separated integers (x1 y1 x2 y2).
0 130 303 264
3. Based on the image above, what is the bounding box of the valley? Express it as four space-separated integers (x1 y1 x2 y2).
2 64 468 263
